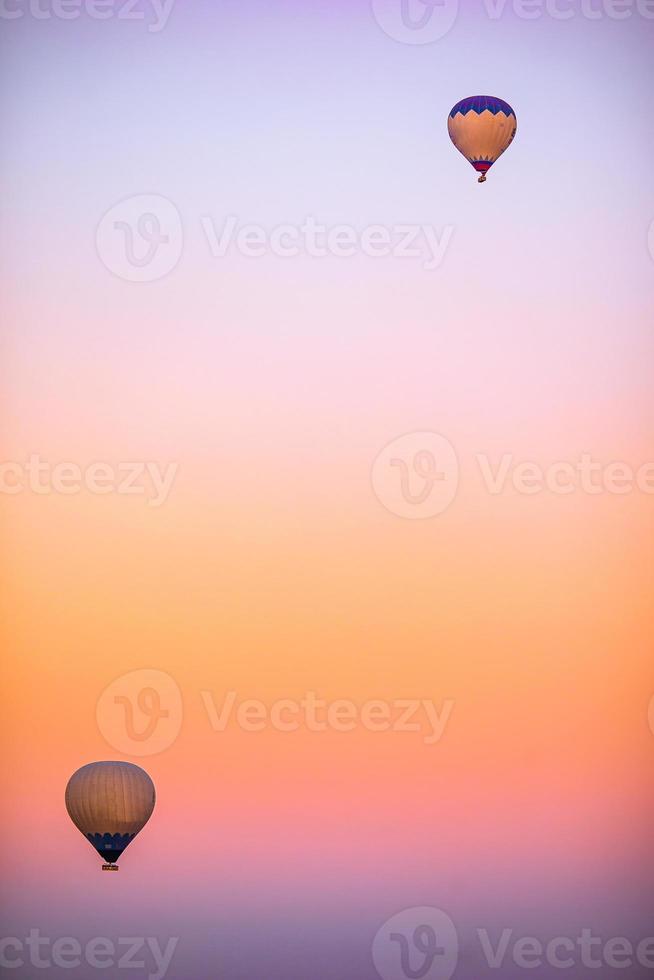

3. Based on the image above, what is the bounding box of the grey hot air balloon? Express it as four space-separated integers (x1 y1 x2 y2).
65 761 156 871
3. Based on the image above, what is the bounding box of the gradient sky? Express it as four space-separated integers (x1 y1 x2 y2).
1 1 653 978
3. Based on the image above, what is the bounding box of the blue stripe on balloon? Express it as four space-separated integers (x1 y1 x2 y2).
87 832 135 856
450 96 516 118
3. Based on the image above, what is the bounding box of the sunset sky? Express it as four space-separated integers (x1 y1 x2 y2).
2 1 653 977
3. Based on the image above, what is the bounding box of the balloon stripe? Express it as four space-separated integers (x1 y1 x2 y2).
449 95 516 118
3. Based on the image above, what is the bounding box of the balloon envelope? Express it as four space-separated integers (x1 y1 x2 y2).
448 96 517 182
65 761 155 868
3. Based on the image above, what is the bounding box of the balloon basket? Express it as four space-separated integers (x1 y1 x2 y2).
102 864 119 872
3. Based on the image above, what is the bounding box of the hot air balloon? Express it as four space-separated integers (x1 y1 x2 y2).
65 761 155 871
448 96 517 183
